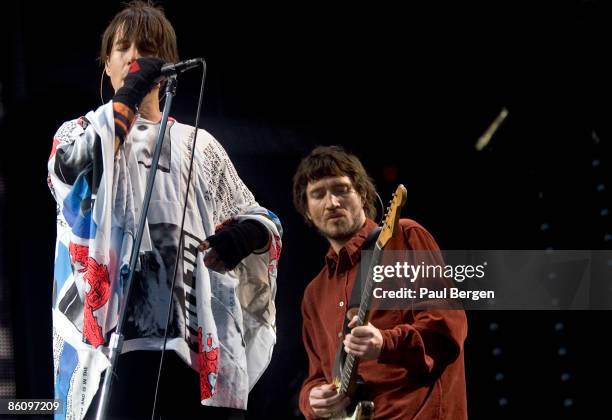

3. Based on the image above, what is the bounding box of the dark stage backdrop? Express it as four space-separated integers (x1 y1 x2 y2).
1 1 611 418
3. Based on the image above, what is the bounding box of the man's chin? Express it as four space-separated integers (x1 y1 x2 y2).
320 223 359 241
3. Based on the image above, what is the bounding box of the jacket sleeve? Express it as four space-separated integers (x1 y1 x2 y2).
299 290 328 420
200 133 283 244
48 118 96 193
377 224 468 376
197 133 284 390
201 135 259 223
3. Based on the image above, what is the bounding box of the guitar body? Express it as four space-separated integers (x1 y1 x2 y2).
332 350 374 420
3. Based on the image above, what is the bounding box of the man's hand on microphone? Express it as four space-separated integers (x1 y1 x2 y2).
112 57 164 152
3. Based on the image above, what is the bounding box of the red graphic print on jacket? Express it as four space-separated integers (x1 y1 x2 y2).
69 242 111 348
198 327 219 400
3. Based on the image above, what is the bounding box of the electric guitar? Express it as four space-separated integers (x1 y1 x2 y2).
330 184 407 420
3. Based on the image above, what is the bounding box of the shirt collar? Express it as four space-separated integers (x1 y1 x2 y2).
325 218 379 275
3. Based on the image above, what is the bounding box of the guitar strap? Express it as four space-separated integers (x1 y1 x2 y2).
343 226 381 335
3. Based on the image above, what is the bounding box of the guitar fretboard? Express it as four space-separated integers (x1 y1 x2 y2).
340 243 383 394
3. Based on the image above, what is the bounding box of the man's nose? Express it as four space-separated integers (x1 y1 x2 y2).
324 191 341 208
126 45 141 64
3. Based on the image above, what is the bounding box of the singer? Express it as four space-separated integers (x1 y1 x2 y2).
47 1 282 419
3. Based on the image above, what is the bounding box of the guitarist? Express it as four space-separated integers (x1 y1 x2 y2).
293 146 467 419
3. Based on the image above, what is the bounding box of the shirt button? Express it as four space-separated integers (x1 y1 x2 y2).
338 332 343 338
339 301 344 307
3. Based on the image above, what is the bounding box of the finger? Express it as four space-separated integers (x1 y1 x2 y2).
344 342 367 355
346 307 358 320
345 341 367 352
345 335 369 346
351 326 374 337
314 395 349 415
311 386 338 399
311 392 345 409
310 390 334 401
347 315 359 328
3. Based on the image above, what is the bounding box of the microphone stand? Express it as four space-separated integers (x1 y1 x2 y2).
95 75 178 420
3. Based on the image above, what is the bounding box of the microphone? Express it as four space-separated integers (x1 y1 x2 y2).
160 58 204 77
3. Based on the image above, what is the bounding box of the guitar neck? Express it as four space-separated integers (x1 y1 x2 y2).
339 243 382 394
336 184 407 397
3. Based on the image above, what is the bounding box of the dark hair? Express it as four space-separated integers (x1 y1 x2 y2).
99 1 179 65
292 145 377 225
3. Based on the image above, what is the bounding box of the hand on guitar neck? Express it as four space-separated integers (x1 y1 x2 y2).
343 313 383 361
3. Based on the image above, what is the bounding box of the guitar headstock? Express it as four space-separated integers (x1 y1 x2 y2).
377 184 407 248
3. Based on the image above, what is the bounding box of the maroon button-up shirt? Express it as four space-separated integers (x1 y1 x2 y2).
299 219 467 419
